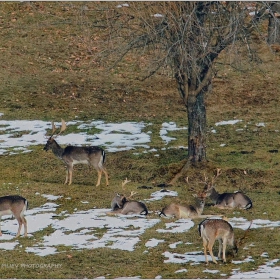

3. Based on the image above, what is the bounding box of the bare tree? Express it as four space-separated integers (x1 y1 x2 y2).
267 2 280 44
90 2 268 177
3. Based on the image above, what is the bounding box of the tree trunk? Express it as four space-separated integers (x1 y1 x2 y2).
174 70 209 164
168 84 208 185
187 89 207 163
268 3 280 45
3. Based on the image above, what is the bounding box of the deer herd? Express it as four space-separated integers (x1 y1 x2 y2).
0 120 254 265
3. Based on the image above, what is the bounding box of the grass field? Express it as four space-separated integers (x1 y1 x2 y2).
0 2 280 279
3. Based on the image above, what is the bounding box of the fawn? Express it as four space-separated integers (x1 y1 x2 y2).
198 218 238 264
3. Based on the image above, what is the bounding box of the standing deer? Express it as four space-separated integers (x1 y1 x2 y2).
159 193 211 219
44 119 109 187
108 179 148 215
0 195 28 237
203 169 252 210
198 218 238 264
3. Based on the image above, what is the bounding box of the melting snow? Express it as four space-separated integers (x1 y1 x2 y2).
0 115 188 155
145 238 165 248
215 120 242 126
232 256 255 264
116 3 129 8
145 190 178 202
256 122 265 127
203 269 220 274
41 194 63 201
169 241 183 249
0 113 280 277
175 268 187 273
153 13 164 18
230 217 280 229
230 259 280 278
163 251 206 264
0 241 19 250
0 114 263 156
160 122 187 144
157 219 194 233
0 205 161 256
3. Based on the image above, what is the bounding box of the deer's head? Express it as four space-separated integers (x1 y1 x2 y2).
202 168 222 195
113 193 127 208
43 119 66 151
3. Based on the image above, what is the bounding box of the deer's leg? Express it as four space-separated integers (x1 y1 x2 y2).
218 238 222 259
120 206 129 215
203 239 209 264
68 169 73 185
106 209 122 215
177 207 182 219
23 217 27 237
15 218 23 238
66 164 73 185
103 168 109 186
222 237 227 263
96 170 102 187
64 168 69 185
208 240 217 264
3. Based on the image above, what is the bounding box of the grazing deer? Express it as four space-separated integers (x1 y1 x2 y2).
44 119 109 187
159 193 211 219
0 195 28 238
203 169 253 210
198 218 238 264
108 179 148 215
